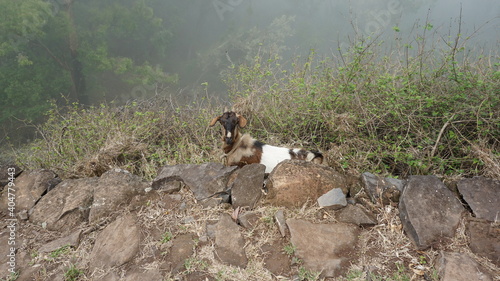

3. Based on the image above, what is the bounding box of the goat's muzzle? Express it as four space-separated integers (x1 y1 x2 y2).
225 137 234 145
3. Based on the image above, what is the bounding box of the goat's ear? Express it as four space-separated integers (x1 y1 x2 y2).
209 116 221 127
237 114 247 128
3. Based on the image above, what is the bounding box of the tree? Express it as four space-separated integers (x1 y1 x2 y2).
0 0 177 126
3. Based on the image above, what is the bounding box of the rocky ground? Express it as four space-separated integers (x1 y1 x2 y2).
0 161 498 281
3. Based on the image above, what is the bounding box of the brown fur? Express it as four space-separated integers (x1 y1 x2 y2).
225 134 262 167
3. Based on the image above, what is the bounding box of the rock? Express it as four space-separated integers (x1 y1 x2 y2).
467 219 500 266
89 214 141 270
89 169 149 223
184 272 215 281
100 271 120 281
266 160 347 208
230 164 265 209
215 214 248 268
361 172 404 205
286 219 359 277
159 180 183 194
436 251 492 281
457 177 499 222
345 173 363 196
317 188 347 209
261 242 291 276
17 210 28 221
152 163 237 200
38 229 82 253
238 211 260 229
165 233 196 274
399 175 465 250
29 177 96 232
30 169 149 232
0 169 60 215
206 221 218 240
337 204 377 226
274 210 287 237
123 268 163 281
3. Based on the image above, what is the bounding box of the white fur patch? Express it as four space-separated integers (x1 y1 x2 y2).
261 145 292 173
226 131 232 138
306 152 315 161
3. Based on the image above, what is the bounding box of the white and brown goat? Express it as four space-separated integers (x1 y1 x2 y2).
210 111 323 173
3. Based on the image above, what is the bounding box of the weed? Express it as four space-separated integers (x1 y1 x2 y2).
49 245 71 259
6 271 19 281
161 231 173 244
283 243 296 257
344 269 364 280
297 266 321 281
64 263 82 281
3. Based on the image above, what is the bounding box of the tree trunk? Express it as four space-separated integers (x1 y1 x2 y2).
64 0 88 104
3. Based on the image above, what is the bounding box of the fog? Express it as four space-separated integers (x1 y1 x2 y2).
161 0 499 98
1 0 499 145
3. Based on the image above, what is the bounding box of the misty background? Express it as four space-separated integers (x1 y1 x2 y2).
1 0 499 144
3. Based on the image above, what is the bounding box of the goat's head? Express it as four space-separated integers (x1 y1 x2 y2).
209 111 247 145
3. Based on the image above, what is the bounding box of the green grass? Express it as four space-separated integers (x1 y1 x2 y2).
64 263 82 281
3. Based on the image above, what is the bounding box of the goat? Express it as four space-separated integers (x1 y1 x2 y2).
209 111 323 173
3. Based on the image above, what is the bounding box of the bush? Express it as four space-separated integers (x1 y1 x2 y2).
15 98 224 180
14 26 499 180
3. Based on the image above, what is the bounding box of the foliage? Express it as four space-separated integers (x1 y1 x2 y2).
15 98 223 180
12 22 500 180
0 0 178 130
63 263 82 281
49 245 71 259
226 28 499 178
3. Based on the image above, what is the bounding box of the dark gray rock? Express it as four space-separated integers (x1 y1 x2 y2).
152 163 237 200
261 243 291 276
317 188 347 209
436 251 492 281
123 267 163 281
230 164 265 209
0 169 60 215
159 180 183 194
100 272 120 281
38 229 82 253
361 172 404 205
29 177 96 232
266 160 347 208
274 209 287 237
165 233 196 274
89 214 141 270
215 214 248 268
89 168 148 223
399 175 465 250
457 177 499 222
337 204 377 226
238 211 260 229
286 219 359 278
467 219 500 266
29 169 149 232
